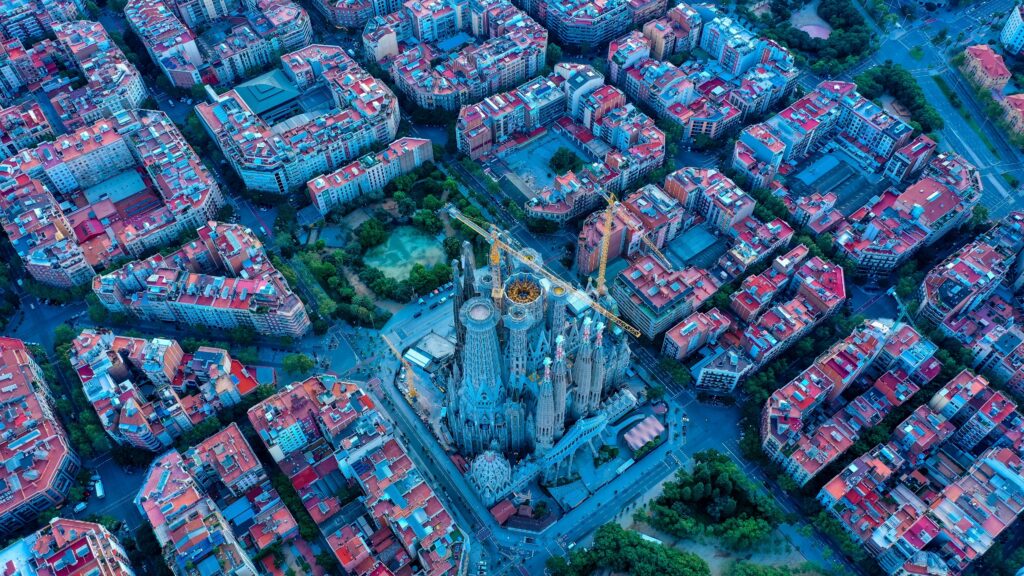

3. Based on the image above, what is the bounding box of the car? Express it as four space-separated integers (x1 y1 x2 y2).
440 296 448 304
94 479 105 499
432 289 439 296
413 311 423 318
73 502 87 513
418 298 425 305
429 302 439 310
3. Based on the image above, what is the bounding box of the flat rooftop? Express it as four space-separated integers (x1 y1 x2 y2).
82 168 147 205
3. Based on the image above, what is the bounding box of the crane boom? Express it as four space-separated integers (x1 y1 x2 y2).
381 334 417 400
444 204 642 339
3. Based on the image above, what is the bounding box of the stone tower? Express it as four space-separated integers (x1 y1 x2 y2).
589 324 607 414
535 358 555 453
547 284 569 337
552 334 569 440
571 318 594 419
504 305 531 393
450 297 507 455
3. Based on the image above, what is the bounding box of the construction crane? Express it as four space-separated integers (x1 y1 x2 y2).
593 192 675 296
444 204 643 339
596 194 616 296
381 333 417 401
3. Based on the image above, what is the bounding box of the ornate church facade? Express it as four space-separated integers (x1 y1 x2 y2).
444 241 632 468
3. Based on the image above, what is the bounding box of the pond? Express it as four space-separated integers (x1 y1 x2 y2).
364 226 446 280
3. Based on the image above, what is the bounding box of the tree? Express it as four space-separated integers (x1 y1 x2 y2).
282 353 314 375
854 62 944 133
54 324 77 348
412 210 443 234
545 43 563 68
356 218 388 249
547 524 710 576
190 84 208 102
969 205 990 230
548 147 584 174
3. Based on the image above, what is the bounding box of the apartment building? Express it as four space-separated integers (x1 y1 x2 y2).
662 308 730 360
0 518 134 575
818 370 1024 575
0 338 79 538
761 321 894 456
364 0 546 110
0 102 53 158
609 28 795 145
50 20 148 130
0 109 223 286
0 21 147 132
126 0 312 88
1001 5 1024 54
610 254 718 338
729 244 808 322
962 44 1011 91
94 221 310 337
71 329 269 450
249 375 467 575
136 451 260 576
576 202 645 275
642 2 702 60
664 167 754 234
308 137 433 215
692 347 752 393
837 152 982 278
883 134 936 183
521 0 658 48
0 0 80 42
731 123 785 190
197 44 399 194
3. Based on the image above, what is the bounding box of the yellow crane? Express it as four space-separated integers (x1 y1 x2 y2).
444 204 642 339
594 191 675 289
381 333 417 401
595 194 616 297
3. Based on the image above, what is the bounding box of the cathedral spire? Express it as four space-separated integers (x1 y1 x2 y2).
535 357 555 453
571 318 594 420
552 335 568 440
589 323 607 414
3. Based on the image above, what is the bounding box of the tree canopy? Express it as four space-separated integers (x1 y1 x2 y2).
549 147 584 174
855 62 944 134
646 450 783 550
546 523 710 576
